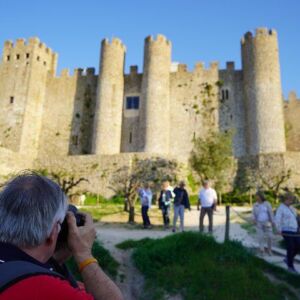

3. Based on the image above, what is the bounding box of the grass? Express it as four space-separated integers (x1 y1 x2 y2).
119 232 300 300
83 194 124 206
78 195 124 221
116 238 153 250
66 240 119 280
80 205 124 222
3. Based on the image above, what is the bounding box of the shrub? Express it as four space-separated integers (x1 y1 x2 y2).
189 194 198 205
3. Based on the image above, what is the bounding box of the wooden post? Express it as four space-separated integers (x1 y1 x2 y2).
225 205 230 242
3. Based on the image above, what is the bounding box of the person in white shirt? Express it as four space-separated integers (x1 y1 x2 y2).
275 192 300 273
138 183 152 229
198 180 217 233
252 191 274 255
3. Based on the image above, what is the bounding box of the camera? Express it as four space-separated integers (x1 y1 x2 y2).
56 204 85 250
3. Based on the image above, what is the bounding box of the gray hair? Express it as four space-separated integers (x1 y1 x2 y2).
0 171 67 248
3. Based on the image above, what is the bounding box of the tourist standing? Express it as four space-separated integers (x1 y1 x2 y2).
158 181 174 228
172 181 190 232
138 183 152 229
275 192 300 273
252 191 274 255
198 180 217 233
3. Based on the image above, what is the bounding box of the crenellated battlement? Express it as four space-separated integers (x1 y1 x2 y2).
58 67 97 78
129 65 138 75
255 27 277 37
177 64 188 72
194 62 205 71
285 91 299 103
226 61 235 71
241 28 277 44
145 34 171 46
3 37 55 56
101 38 126 51
2 37 57 74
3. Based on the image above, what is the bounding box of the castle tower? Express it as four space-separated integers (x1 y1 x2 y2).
0 37 57 158
92 38 126 154
241 28 286 155
140 35 171 153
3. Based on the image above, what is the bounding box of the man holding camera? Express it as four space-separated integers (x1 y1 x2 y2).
0 172 123 300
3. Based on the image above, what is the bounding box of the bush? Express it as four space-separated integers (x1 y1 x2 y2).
221 190 277 206
187 172 198 193
189 194 198 205
66 240 119 280
130 232 299 300
222 190 251 205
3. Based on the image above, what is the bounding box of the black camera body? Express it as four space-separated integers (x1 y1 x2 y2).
56 204 85 250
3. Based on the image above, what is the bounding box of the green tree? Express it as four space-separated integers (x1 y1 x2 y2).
189 130 234 194
109 156 178 223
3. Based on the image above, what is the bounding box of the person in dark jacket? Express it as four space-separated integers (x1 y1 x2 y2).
172 181 190 232
158 181 174 228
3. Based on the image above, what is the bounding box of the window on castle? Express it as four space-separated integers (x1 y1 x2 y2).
6 55 10 61
126 96 139 109
37 56 40 61
26 53 30 59
221 89 229 100
10 96 14 104
43 61 47 66
16 54 20 60
129 132 132 144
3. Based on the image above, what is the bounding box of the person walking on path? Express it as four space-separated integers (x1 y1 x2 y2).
252 191 275 256
138 183 152 229
159 181 174 229
198 180 217 233
172 181 190 232
275 192 300 273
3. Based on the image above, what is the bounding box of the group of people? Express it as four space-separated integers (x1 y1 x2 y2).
139 179 300 274
138 180 191 232
252 190 300 273
138 179 218 233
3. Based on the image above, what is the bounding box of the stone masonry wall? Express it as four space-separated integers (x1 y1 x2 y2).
284 92 300 151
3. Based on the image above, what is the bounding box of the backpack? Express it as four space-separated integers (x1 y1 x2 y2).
0 260 65 293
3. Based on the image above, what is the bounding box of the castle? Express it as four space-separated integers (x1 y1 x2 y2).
1 27 300 193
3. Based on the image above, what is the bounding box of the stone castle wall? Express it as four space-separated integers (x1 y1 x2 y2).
38 68 97 158
1 28 300 195
284 92 300 151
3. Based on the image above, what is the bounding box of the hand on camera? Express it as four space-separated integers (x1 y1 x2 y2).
67 212 96 263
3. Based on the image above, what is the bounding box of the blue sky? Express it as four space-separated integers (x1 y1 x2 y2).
1 0 299 97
